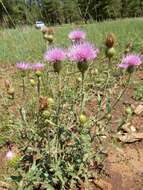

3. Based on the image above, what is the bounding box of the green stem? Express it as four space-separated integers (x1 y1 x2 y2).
112 72 131 108
55 74 62 125
103 58 111 91
80 72 85 113
96 58 111 118
47 126 51 161
37 76 40 97
95 72 132 123
22 76 25 98
36 76 41 125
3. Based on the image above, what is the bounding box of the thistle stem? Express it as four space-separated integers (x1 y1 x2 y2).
22 76 26 98
103 58 111 91
55 74 62 125
36 76 41 125
47 126 51 161
95 72 132 123
80 72 85 113
112 72 131 109
37 76 40 97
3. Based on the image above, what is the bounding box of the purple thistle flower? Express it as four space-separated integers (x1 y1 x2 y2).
68 30 86 42
16 62 31 71
119 54 141 69
44 48 66 63
6 150 14 160
68 42 99 63
32 63 44 71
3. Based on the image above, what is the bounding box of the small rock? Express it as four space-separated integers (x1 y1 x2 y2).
121 123 131 133
102 135 107 139
130 126 136 132
134 105 143 115
121 123 137 133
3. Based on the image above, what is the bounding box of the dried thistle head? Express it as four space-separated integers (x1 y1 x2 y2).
4 79 11 90
41 26 54 35
41 26 48 34
39 96 48 111
105 33 116 48
47 27 55 35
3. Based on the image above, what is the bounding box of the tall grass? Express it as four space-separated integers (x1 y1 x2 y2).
0 18 143 64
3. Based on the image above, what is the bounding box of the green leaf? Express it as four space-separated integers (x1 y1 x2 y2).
10 175 22 182
106 96 111 113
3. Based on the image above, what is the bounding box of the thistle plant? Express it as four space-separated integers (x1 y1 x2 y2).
42 26 55 46
7 29 143 190
68 42 99 114
112 54 141 110
95 54 142 123
103 33 116 94
105 33 116 73
32 63 44 98
16 62 30 98
68 30 86 44
44 47 66 124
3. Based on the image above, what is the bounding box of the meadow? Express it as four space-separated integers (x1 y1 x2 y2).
0 18 143 190
0 18 143 63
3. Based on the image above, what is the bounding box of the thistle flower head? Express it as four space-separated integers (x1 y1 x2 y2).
68 42 99 63
41 26 54 35
16 62 31 71
68 30 86 42
105 33 116 48
44 47 66 63
119 54 141 69
6 150 14 160
32 63 44 71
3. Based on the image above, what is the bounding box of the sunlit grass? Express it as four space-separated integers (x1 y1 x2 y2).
0 18 143 64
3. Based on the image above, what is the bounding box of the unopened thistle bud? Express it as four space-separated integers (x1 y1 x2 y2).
35 70 42 77
44 34 54 43
76 77 82 83
79 114 87 124
30 79 36 86
42 110 50 119
105 33 116 48
47 97 54 106
106 47 116 59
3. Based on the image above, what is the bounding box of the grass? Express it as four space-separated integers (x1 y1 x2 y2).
0 18 143 64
